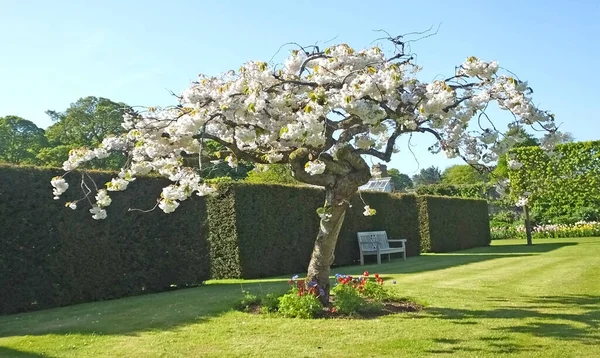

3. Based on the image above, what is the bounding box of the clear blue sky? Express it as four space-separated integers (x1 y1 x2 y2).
1 0 598 174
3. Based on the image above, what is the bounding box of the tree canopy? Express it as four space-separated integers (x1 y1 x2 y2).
0 115 47 164
41 96 133 169
387 168 413 191
412 166 442 187
441 164 488 185
49 33 561 302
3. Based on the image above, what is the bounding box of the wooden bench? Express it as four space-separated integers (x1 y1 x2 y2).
357 231 407 265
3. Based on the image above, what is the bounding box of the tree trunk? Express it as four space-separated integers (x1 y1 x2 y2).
287 145 371 306
306 188 351 305
524 205 533 246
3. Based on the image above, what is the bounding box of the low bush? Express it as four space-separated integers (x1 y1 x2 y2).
277 278 322 319
234 291 261 312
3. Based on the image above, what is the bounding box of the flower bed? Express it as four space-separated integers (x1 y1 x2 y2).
491 221 600 240
235 272 422 319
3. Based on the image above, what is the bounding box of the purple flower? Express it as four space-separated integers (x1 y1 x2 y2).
292 275 299 281
308 281 318 288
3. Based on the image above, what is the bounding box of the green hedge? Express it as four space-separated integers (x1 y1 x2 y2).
509 140 600 223
415 183 493 199
0 165 210 315
417 195 491 252
1 165 493 314
207 184 422 278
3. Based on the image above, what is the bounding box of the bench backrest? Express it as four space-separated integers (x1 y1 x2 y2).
357 231 390 251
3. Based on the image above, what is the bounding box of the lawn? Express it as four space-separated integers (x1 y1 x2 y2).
1 237 599 357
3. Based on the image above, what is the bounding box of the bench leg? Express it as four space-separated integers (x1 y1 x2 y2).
377 253 381 265
403 249 407 261
360 253 364 266
388 253 391 262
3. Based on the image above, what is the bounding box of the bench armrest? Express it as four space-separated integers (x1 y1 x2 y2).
387 239 406 243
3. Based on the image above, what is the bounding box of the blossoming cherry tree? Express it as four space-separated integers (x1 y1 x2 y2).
51 35 559 304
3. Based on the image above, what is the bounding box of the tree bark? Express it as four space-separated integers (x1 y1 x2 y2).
306 188 350 305
524 205 533 246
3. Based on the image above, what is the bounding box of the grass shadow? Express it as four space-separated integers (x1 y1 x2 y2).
0 347 52 357
0 241 582 341
424 294 600 345
0 280 286 338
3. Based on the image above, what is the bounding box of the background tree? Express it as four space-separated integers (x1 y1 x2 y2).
387 168 413 191
51 34 560 304
412 166 442 187
0 115 48 164
441 164 488 185
246 164 299 184
41 96 133 169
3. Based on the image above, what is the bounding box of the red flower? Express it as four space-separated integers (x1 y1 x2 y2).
363 271 369 277
331 307 336 313
374 273 380 279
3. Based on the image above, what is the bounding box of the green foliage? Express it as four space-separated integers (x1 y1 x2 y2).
234 291 260 312
415 183 493 200
491 210 521 224
387 168 413 191
0 115 48 164
508 140 600 223
0 164 210 315
35 145 73 167
331 273 388 315
417 195 491 252
492 126 540 180
331 283 366 315
42 96 133 170
260 293 280 313
441 165 489 185
411 166 442 187
360 279 390 301
245 164 298 184
44 96 130 147
277 288 322 318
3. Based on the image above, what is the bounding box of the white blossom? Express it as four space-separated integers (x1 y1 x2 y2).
106 178 129 191
89 206 107 220
50 40 558 219
363 205 377 216
51 177 69 197
159 199 179 213
95 189 112 207
67 202 77 210
305 160 326 175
